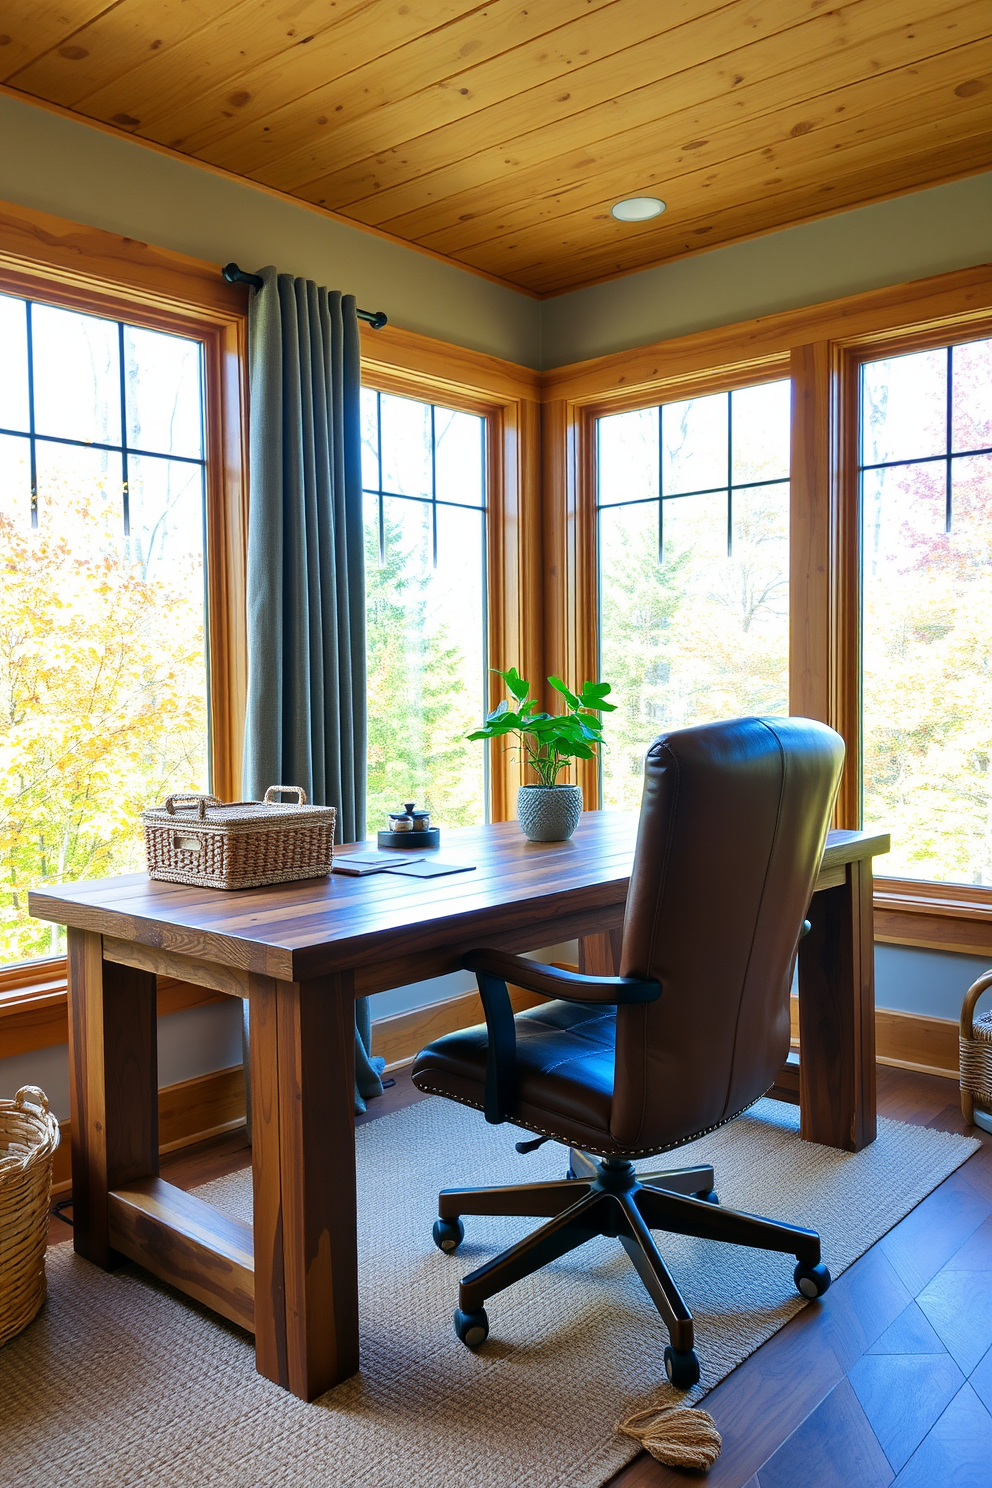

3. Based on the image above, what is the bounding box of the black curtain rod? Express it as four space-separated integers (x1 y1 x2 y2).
222 263 387 329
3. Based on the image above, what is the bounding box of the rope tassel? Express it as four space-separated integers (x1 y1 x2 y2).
619 1403 722 1471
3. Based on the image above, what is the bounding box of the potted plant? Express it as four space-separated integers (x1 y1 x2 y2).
468 668 616 841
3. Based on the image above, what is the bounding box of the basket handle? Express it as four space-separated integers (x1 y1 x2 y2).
164 793 223 820
961 970 992 1038
15 1085 50 1114
263 785 308 806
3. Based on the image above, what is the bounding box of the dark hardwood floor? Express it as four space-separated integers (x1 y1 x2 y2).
49 1065 992 1486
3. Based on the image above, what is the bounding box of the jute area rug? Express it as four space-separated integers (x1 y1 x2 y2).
3 1097 978 1488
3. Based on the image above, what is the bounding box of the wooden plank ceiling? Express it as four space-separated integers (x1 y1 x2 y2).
2 0 990 296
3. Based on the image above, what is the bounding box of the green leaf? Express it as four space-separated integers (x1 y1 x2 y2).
486 699 509 722
494 665 530 701
548 675 581 710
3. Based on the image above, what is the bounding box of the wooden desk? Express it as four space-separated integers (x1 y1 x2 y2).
29 812 888 1402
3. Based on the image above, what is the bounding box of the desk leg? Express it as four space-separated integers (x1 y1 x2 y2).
249 970 358 1401
66 927 158 1267
578 930 623 976
798 860 877 1152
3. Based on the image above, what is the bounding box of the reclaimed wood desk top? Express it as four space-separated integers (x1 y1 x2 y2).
28 814 890 988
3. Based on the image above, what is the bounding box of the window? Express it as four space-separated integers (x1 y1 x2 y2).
860 336 992 885
596 380 791 808
360 387 488 830
0 293 210 963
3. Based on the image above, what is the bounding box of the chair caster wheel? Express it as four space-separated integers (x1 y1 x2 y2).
664 1345 700 1390
432 1217 465 1253
454 1307 489 1348
694 1189 719 1204
794 1260 831 1299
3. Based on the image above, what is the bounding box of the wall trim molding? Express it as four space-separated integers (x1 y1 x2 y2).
790 996 959 1080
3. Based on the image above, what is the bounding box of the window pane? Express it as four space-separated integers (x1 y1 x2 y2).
662 391 727 495
434 407 484 507
32 303 121 446
380 392 431 498
0 433 31 528
0 294 29 432
599 501 681 810
861 348 946 467
952 338 992 454
598 407 658 506
1 304 208 965
862 444 992 884
124 325 203 458
128 455 206 586
365 495 485 831
731 381 790 484
599 382 790 809
35 440 124 551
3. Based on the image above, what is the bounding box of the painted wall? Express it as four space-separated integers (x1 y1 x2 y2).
541 172 992 368
0 92 540 368
0 1000 244 1123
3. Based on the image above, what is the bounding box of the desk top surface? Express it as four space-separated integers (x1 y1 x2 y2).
28 814 889 983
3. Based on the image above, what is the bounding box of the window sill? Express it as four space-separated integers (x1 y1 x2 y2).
874 877 992 958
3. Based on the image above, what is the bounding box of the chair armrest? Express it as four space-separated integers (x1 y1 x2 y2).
461 950 660 1126
462 948 661 1006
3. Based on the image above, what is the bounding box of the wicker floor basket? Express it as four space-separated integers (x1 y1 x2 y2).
960 970 992 1131
142 786 336 890
0 1086 60 1347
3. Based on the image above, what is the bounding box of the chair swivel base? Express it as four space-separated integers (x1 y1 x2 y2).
433 1148 830 1390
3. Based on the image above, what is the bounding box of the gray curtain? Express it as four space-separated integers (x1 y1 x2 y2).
242 267 384 1117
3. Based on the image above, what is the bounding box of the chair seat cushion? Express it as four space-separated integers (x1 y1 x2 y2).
411 999 617 1145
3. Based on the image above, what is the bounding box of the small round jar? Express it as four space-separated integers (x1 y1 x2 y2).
388 813 413 832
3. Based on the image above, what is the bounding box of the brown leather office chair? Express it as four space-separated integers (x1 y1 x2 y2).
411 716 845 1388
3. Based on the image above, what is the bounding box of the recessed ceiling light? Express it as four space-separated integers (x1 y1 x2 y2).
611 196 666 222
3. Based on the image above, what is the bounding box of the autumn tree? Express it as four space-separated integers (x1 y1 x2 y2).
0 491 207 960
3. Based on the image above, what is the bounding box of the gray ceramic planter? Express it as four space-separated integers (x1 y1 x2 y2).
516 783 583 842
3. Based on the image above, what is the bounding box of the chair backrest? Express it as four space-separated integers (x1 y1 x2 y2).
613 716 844 1151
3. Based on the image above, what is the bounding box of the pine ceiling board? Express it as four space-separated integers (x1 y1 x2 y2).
383 13 992 247
270 0 825 200
173 0 627 169
456 92 992 286
241 0 756 196
411 40 991 257
6 0 990 294
0 1 116 81
7 0 241 108
287 0 956 219
531 133 992 293
53 0 488 142
455 88 992 281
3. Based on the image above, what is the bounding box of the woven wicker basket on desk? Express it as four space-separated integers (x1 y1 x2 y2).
960 969 992 1132
142 786 336 890
0 1086 60 1347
